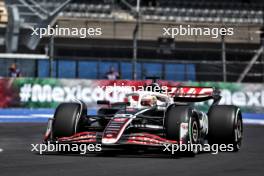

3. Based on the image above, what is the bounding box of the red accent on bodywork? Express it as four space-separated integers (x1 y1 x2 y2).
174 87 214 98
56 131 177 146
58 132 97 142
125 133 177 146
113 118 127 122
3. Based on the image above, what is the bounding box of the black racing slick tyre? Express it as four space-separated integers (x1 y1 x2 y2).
52 102 87 139
208 105 243 152
164 105 200 156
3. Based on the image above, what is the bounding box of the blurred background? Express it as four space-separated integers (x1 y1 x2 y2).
0 0 264 123
0 0 264 82
1 2 264 174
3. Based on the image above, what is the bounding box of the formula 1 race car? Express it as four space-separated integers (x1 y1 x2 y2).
43 81 243 156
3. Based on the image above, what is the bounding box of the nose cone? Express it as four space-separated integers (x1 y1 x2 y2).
102 117 132 144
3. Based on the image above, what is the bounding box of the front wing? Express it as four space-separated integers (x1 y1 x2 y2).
55 132 177 147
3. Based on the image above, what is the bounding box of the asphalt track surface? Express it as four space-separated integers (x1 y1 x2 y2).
0 123 264 176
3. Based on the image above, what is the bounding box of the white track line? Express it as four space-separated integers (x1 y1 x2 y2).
243 119 264 125
0 114 53 118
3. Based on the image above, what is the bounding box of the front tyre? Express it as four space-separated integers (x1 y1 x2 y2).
52 102 87 139
164 105 200 156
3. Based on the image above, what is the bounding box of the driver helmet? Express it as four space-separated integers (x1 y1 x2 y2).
141 95 157 107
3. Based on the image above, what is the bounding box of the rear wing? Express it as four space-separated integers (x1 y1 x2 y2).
173 86 221 104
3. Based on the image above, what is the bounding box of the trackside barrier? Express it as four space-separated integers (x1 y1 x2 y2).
0 78 263 124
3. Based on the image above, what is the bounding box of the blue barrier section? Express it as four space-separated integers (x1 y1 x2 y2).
242 113 264 125
36 59 195 81
38 60 57 78
142 63 162 78
0 109 263 125
99 61 118 79
79 61 98 79
58 60 76 78
121 62 132 79
0 109 96 123
38 60 50 77
0 109 54 123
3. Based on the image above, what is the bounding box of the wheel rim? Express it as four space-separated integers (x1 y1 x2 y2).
192 121 198 142
235 119 243 148
237 119 242 139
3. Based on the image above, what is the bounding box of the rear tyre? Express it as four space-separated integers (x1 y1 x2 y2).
52 102 87 139
208 105 243 152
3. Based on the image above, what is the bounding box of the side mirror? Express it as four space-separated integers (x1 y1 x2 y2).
97 100 110 105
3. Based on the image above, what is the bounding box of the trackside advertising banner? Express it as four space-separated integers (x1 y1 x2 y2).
0 78 264 114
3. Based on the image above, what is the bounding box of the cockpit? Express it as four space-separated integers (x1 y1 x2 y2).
124 92 170 109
